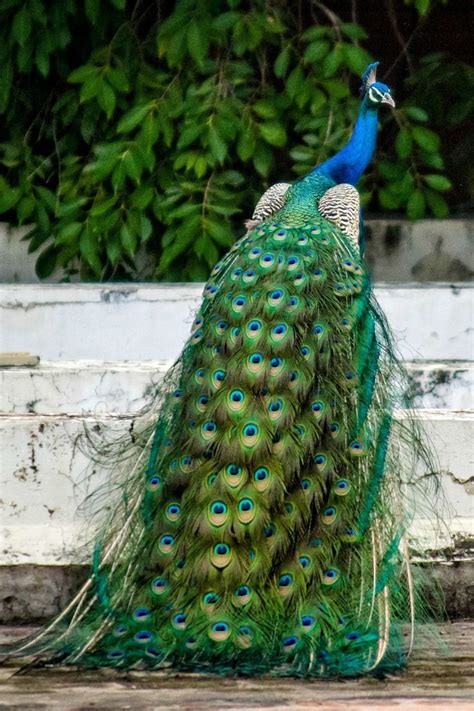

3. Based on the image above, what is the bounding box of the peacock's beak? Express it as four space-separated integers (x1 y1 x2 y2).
381 92 396 108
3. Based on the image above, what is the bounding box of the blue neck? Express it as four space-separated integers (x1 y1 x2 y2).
314 101 379 186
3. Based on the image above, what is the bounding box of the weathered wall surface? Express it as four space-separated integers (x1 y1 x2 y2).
1 219 473 284
0 283 472 620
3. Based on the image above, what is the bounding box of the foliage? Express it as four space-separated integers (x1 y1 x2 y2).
0 0 468 281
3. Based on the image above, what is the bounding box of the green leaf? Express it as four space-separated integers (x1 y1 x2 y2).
412 126 441 153
274 47 290 78
68 65 98 83
253 142 273 177
0 186 22 214
340 23 368 40
80 230 102 274
123 149 142 183
259 121 286 148
406 190 426 220
97 82 116 119
395 128 412 159
140 215 153 242
12 6 32 47
17 196 36 224
423 174 452 192
117 104 153 133
253 100 278 119
56 221 82 245
405 105 429 122
187 21 208 67
35 245 58 279
80 75 102 102
415 0 430 16
342 44 373 74
120 222 138 257
303 41 330 64
425 189 449 218
208 125 227 163
237 128 256 161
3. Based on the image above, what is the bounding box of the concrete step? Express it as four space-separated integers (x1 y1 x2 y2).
1 360 473 416
1 622 474 707
1 283 473 361
0 408 472 566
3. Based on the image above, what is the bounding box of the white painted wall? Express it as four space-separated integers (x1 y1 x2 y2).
0 284 472 567
1 283 473 361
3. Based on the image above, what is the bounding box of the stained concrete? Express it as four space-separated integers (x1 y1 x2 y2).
0 623 473 709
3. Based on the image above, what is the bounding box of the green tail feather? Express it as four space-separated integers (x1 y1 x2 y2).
4 173 441 677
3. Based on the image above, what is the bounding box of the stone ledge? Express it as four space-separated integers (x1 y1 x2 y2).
2 360 473 415
1 283 473 361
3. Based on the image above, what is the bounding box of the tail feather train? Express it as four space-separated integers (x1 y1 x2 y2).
5 172 440 677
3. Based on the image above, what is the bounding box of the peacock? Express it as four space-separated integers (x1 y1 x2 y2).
7 62 437 677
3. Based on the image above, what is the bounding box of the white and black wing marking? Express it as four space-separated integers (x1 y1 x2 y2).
318 183 360 249
245 182 291 230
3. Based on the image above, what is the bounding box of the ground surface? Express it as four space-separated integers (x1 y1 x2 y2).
0 623 473 710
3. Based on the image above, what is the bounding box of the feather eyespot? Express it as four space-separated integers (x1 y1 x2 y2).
172 613 187 631
246 319 263 336
271 323 288 342
300 478 311 491
215 319 228 335
201 591 220 612
209 500 229 527
209 621 231 642
264 524 275 538
233 585 252 606
211 369 226 389
242 422 259 448
151 577 168 595
298 555 311 569
267 288 285 306
134 630 153 643
201 421 218 441
322 506 337 524
191 329 203 344
236 625 253 648
248 247 262 259
268 398 283 420
107 649 125 659
278 573 294 596
231 267 243 281
133 607 151 622
237 497 255 523
194 368 205 384
350 440 366 456
232 295 247 313
253 466 270 491
158 534 175 554
269 357 284 378
273 229 287 242
165 503 181 522
146 475 161 492
211 543 232 568
322 567 340 585
196 394 209 413
282 635 299 652
259 252 275 268
301 615 316 630
334 479 351 495
242 269 257 284
246 351 264 374
113 624 128 637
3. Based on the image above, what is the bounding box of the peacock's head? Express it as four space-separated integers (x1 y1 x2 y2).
360 62 395 109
